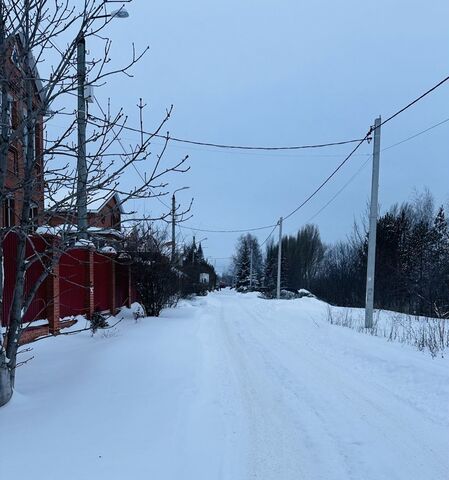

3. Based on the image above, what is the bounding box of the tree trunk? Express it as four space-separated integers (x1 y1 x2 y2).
0 353 12 407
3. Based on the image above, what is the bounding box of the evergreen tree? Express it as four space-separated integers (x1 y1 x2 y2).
232 234 263 290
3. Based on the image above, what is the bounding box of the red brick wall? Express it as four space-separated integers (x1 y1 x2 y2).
0 38 45 229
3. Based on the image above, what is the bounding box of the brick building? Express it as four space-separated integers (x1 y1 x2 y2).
0 34 45 230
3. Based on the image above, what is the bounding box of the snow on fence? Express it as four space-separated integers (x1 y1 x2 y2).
1 232 135 343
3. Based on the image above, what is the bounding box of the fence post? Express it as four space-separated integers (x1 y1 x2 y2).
127 264 132 308
87 249 94 318
110 258 116 314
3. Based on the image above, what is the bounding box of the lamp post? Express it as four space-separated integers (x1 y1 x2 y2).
76 7 129 239
171 186 189 263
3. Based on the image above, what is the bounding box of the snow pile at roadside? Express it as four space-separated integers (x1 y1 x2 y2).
326 302 449 356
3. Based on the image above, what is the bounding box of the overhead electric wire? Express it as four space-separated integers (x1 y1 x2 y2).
149 136 364 151
260 223 279 248
382 116 449 152
299 116 449 223
176 135 367 234
280 74 449 222
377 75 449 129
87 114 364 151
305 157 372 223
178 222 277 234
177 114 449 234
90 74 449 237
282 135 369 221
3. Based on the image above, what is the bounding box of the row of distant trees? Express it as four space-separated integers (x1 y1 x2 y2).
231 190 449 317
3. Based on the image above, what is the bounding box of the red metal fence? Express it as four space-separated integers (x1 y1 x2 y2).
1 232 134 335
59 248 91 318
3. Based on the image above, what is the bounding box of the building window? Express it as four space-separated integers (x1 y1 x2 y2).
3 196 15 228
13 151 19 176
0 95 12 131
7 148 19 176
29 202 39 232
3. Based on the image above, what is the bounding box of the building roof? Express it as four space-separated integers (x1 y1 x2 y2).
87 192 125 214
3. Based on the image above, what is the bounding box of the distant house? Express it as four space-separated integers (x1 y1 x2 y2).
47 192 124 232
0 34 45 230
87 193 124 230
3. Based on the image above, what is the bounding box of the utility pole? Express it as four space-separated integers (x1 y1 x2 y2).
276 217 283 299
365 116 382 328
76 35 87 239
171 193 176 263
249 244 253 288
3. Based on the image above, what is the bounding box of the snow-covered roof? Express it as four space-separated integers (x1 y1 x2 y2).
88 192 124 214
100 246 117 255
46 188 124 215
35 223 78 236
87 227 124 239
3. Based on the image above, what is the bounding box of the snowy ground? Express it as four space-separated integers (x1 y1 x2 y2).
1 289 448 480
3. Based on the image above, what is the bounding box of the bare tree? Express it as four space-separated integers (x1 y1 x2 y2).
0 0 190 406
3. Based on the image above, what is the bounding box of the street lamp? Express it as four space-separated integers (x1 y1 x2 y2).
76 7 129 239
111 8 130 18
171 186 190 263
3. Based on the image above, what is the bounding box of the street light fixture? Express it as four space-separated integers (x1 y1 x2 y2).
110 8 130 18
76 7 130 239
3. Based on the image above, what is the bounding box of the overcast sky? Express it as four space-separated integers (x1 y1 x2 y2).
93 0 449 272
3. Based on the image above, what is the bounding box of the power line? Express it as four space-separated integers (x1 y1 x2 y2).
151 136 364 151
281 74 449 222
382 116 449 152
87 114 364 151
295 116 449 224
378 75 449 129
178 222 277 234
87 74 449 154
305 157 372 223
138 114 449 235
81 115 449 162
94 75 449 235
282 135 369 221
260 223 279 248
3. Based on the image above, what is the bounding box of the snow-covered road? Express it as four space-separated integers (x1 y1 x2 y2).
1 290 448 480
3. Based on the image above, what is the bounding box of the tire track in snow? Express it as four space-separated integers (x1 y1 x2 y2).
218 297 332 479
230 298 449 480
